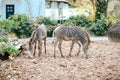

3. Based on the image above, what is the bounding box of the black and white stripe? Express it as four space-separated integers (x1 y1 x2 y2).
28 23 47 58
53 26 91 58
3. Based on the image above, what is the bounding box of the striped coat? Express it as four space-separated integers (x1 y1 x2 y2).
53 26 90 58
28 24 47 58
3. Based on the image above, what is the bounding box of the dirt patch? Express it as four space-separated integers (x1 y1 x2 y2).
0 40 120 80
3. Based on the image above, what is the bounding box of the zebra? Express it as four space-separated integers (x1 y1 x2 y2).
108 21 120 43
28 23 47 58
52 26 91 59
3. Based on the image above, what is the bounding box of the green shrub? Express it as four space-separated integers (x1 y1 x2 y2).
89 18 112 36
0 29 19 60
36 16 57 27
0 43 19 60
0 30 8 42
64 15 93 29
0 43 19 56
0 19 16 33
10 14 33 38
0 37 8 42
0 14 33 38
0 15 58 38
47 26 56 37
64 15 113 36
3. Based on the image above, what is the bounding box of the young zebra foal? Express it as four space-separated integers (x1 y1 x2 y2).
28 23 47 58
53 26 91 59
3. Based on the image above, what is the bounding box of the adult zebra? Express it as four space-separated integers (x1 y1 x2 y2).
52 26 91 59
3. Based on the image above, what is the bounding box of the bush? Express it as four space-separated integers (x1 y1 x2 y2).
64 15 93 29
0 19 17 33
0 29 8 42
0 30 19 60
0 15 58 38
47 26 56 37
0 14 33 38
0 43 19 60
89 18 112 36
63 15 113 36
0 43 19 56
36 16 57 27
0 37 8 42
10 14 34 38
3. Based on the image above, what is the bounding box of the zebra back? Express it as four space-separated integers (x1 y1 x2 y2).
54 26 90 45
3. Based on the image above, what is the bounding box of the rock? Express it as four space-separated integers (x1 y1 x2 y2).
108 21 120 42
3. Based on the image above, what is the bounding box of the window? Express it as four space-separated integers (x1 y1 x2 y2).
46 2 51 8
6 5 14 19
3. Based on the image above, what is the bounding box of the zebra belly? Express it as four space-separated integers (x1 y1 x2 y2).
64 36 74 41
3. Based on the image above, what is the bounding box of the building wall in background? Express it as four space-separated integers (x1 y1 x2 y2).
0 0 45 20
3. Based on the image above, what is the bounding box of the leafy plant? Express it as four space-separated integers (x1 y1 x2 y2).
10 14 33 38
0 43 18 56
0 37 8 42
64 15 93 29
0 29 19 60
0 43 19 60
36 16 57 27
0 14 33 38
0 29 8 42
89 18 112 36
47 26 56 37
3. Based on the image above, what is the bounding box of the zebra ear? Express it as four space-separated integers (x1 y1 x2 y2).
34 24 39 29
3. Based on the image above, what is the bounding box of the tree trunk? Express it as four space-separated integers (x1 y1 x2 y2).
95 0 109 22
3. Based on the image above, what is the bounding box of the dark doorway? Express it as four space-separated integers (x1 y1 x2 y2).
6 5 14 19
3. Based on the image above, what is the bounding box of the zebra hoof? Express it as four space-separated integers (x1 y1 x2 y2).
61 55 64 58
77 53 79 57
85 55 88 59
54 55 56 58
69 54 72 57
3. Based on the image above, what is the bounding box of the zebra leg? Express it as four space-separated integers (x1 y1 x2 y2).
69 41 74 57
83 44 89 59
33 41 37 56
54 39 58 58
76 42 81 56
58 40 64 57
28 41 34 58
38 40 42 56
44 38 46 54
29 44 34 58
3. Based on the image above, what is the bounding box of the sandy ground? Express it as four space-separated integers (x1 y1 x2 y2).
0 38 120 80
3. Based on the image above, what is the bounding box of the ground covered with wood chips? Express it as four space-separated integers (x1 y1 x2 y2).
0 39 120 80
